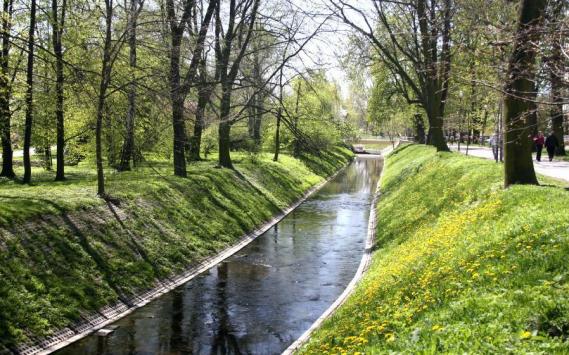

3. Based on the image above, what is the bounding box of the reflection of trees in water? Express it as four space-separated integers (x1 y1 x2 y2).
72 157 382 355
273 222 279 243
96 332 108 354
170 289 190 353
211 262 241 355
353 158 382 194
126 318 136 355
327 158 382 195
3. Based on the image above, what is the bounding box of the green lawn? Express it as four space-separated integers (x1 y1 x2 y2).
0 147 353 350
351 140 393 152
301 144 569 354
362 142 393 151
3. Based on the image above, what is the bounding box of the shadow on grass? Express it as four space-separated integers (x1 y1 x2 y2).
0 146 353 349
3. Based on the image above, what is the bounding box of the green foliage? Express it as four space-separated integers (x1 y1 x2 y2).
301 145 569 354
367 64 415 137
0 147 352 348
267 71 351 153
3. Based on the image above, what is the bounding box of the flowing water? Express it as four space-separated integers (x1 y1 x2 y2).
56 155 383 355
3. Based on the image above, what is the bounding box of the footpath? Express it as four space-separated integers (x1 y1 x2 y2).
450 145 569 183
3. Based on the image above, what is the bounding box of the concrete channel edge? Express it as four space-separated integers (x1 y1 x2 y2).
14 159 353 355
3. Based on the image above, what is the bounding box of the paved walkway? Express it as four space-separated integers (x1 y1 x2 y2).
450 145 569 183
0 147 41 159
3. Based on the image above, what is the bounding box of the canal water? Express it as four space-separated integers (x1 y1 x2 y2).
57 155 383 355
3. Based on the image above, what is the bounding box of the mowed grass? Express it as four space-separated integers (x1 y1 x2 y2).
301 144 569 354
0 147 353 350
353 140 393 151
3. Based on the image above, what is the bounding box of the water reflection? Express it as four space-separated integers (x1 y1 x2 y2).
56 156 383 355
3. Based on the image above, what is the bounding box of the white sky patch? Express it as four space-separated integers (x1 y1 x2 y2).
286 0 377 99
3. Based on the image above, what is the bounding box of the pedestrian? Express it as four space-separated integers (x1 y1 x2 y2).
489 134 499 162
545 132 559 162
533 131 545 162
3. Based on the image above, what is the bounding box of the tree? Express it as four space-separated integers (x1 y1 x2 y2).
503 0 547 187
117 0 143 171
273 63 285 162
244 23 274 147
329 0 453 151
95 0 116 196
270 70 346 159
166 0 216 177
368 62 414 140
216 0 260 169
23 0 38 184
0 0 14 178
273 107 282 161
52 0 68 180
546 0 566 156
188 0 218 162
187 53 214 162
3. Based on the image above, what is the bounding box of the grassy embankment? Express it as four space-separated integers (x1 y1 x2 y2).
301 144 569 353
0 147 352 351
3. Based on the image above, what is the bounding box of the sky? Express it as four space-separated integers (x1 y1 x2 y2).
287 0 375 99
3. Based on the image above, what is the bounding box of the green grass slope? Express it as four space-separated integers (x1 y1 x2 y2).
0 148 352 350
301 144 569 354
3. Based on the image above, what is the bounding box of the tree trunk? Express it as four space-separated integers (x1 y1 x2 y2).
248 92 263 146
172 95 187 175
104 103 116 166
273 108 281 162
425 99 449 151
53 0 66 181
44 145 52 170
254 98 262 145
214 0 259 168
250 53 263 146
293 81 301 157
218 87 233 169
503 0 546 187
480 110 488 145
166 0 216 172
169 28 187 177
550 82 565 156
118 0 138 171
248 93 256 139
527 81 539 142
23 0 37 184
96 0 113 196
0 92 12 178
418 0 451 153
0 0 14 178
414 113 426 144
549 0 565 155
188 82 210 161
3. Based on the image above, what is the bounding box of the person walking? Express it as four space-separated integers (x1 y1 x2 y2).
545 132 559 162
533 131 545 162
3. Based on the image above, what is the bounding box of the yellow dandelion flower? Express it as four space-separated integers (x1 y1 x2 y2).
432 324 444 332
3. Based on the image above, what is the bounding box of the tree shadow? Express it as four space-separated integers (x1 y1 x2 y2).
0 195 132 300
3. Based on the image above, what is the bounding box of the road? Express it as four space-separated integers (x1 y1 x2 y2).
451 145 569 183
0 147 42 159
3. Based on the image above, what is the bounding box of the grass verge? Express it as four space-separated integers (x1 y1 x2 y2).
0 147 352 351
300 144 569 354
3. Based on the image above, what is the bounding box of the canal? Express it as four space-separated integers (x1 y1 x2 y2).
56 155 383 355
